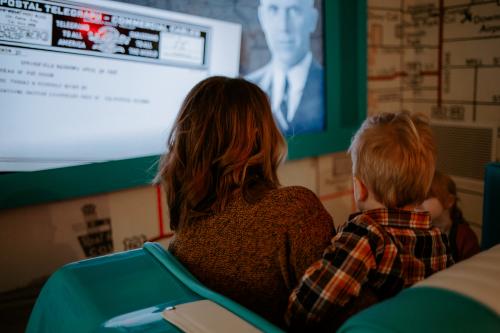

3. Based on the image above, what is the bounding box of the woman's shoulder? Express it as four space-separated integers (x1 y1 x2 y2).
263 186 332 221
263 186 322 208
268 185 319 200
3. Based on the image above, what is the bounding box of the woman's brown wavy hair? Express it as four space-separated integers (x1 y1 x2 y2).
156 76 287 230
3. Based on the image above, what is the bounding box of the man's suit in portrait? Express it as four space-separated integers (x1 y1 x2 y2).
246 58 324 136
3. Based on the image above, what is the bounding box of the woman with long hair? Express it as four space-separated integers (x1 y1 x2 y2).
156 76 335 327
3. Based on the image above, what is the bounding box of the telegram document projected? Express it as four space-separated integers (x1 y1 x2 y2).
0 0 241 171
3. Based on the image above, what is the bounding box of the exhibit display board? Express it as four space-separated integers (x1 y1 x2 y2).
0 0 241 171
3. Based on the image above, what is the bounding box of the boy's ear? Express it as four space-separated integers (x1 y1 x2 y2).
353 176 368 202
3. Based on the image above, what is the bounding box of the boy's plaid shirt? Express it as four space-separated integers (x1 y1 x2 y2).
285 208 454 330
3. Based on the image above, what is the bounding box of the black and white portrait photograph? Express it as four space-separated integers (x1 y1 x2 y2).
242 0 325 136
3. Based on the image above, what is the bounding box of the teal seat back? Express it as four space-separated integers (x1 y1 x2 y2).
26 242 283 333
483 162 500 250
338 287 500 333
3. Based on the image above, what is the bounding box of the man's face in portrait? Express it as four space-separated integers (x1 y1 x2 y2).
258 0 318 70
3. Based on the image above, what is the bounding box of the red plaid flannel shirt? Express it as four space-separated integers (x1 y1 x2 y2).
285 208 453 331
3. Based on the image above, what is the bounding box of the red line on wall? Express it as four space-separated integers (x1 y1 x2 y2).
437 0 444 107
368 71 439 82
368 71 408 81
156 185 165 237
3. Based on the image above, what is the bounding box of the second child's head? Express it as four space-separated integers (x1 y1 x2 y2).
157 76 287 230
348 111 436 211
421 171 462 232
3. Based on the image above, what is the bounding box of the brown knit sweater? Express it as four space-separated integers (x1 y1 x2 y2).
169 186 335 327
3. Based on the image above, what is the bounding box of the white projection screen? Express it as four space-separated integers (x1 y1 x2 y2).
0 0 241 171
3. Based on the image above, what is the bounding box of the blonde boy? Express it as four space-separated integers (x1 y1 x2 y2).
285 112 453 331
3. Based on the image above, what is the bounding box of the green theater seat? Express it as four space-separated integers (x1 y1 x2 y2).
483 162 500 250
338 244 500 333
26 242 283 333
337 287 499 333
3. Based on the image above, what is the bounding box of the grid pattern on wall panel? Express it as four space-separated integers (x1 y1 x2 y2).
431 124 496 180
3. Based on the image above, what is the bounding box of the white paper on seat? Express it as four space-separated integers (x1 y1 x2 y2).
415 244 500 314
162 299 262 333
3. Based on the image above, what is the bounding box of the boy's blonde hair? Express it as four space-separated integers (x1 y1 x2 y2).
348 111 436 208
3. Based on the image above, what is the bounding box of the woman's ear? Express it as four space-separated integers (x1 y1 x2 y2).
353 176 368 203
